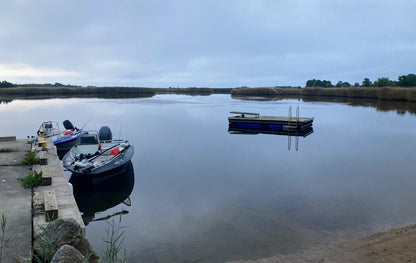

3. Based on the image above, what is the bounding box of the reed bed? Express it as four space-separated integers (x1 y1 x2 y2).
232 87 416 102
0 87 233 99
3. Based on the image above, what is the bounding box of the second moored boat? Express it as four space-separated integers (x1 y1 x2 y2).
62 126 134 183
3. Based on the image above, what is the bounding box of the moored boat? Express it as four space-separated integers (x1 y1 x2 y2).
37 120 88 155
62 126 134 183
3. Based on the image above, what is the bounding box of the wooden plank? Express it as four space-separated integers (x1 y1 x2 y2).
230 111 260 117
44 190 58 221
41 165 51 186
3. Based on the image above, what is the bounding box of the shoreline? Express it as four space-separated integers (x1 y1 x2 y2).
229 222 416 263
1 86 416 102
231 86 416 102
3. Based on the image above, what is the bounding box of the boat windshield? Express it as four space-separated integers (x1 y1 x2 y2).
77 134 99 145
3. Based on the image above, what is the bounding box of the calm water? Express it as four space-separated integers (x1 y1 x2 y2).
2 94 416 262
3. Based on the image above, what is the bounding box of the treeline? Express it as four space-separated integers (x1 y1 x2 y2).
0 80 80 88
306 74 416 88
17 82 81 88
0 81 15 88
0 81 81 88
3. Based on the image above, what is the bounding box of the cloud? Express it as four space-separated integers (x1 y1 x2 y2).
0 0 415 87
0 63 80 83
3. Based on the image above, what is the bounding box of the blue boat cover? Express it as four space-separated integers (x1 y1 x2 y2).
53 131 88 145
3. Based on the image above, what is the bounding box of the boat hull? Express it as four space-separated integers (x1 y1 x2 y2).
53 131 88 150
64 145 134 184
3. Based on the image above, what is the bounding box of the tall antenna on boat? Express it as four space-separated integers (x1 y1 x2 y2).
81 115 94 130
119 121 122 140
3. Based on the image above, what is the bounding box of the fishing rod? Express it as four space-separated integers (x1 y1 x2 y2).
79 115 94 130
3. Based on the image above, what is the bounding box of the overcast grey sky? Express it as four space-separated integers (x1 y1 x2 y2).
0 0 415 87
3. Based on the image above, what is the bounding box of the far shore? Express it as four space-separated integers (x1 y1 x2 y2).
231 86 416 102
0 86 231 99
1 86 416 103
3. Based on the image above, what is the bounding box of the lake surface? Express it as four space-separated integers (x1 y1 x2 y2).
2 94 416 262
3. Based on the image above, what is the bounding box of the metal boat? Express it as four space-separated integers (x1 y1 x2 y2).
37 120 88 154
62 126 134 183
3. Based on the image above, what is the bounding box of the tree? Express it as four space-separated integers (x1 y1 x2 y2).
398 74 416 87
362 78 372 87
341 82 351 87
315 80 322 87
354 82 360 87
373 77 392 87
0 81 14 88
336 81 343 87
306 79 316 87
322 80 333 87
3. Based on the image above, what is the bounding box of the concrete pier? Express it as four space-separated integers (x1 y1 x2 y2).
0 137 32 262
0 136 84 262
32 137 84 235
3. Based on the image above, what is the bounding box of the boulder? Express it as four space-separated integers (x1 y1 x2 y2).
34 218 98 263
50 245 84 263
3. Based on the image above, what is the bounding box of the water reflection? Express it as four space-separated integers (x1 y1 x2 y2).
228 118 314 152
3 95 416 262
70 161 135 225
232 94 416 115
228 126 313 137
0 99 12 104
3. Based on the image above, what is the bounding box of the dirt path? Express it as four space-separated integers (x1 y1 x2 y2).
229 224 416 263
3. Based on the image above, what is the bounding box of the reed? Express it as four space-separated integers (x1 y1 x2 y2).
0 214 12 263
0 86 232 99
101 216 126 263
231 87 303 96
231 87 416 102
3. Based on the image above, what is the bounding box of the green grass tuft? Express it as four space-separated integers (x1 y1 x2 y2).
17 171 42 189
101 215 127 263
21 152 40 165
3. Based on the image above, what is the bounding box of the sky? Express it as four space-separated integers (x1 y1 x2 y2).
0 0 415 88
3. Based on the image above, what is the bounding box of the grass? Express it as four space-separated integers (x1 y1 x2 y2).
21 151 40 165
17 170 42 189
101 215 127 263
0 148 14 153
0 214 12 263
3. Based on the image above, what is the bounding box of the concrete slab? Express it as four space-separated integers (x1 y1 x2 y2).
33 138 84 236
0 136 16 142
0 140 32 263
0 139 31 166
0 138 85 262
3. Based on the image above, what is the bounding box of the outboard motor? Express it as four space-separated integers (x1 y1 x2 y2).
63 120 75 130
99 126 112 141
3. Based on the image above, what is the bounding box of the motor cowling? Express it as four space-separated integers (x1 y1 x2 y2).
63 120 75 130
99 126 112 141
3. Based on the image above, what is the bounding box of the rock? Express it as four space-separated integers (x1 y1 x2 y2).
34 218 99 263
50 245 85 263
